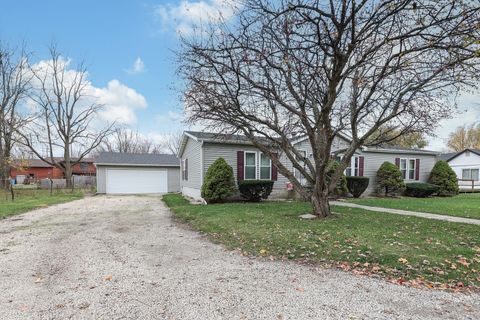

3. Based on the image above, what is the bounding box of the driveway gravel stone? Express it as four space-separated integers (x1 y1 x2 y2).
0 195 479 319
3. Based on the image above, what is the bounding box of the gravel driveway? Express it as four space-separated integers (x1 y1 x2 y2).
0 195 478 320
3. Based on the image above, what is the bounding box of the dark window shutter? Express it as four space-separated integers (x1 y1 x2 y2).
395 158 400 167
237 151 244 182
359 156 364 177
415 158 420 180
271 152 278 181
185 159 188 181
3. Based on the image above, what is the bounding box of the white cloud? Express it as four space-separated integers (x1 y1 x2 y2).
126 57 145 74
94 79 147 124
155 0 238 35
427 91 480 151
30 58 147 125
156 111 183 124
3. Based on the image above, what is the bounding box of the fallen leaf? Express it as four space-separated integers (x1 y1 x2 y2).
398 258 408 264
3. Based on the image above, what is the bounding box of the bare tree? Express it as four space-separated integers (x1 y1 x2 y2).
163 131 183 155
98 127 164 154
0 43 32 187
178 0 480 217
447 123 480 151
18 46 114 187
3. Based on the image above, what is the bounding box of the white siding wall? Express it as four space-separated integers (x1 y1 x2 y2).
96 166 106 193
447 152 480 190
180 138 203 192
362 151 437 195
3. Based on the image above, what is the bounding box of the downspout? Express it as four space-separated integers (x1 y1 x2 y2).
200 141 207 204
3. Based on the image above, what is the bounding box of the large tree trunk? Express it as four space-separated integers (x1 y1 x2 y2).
311 180 331 218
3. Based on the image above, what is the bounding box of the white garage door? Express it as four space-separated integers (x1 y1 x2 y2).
106 168 168 194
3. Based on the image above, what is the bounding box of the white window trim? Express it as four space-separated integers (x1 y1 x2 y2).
400 158 416 180
244 151 257 180
259 153 272 180
346 156 360 177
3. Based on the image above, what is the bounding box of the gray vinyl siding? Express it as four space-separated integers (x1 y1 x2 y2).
202 142 287 189
362 151 436 195
180 137 203 189
167 168 181 192
96 166 106 193
292 136 350 155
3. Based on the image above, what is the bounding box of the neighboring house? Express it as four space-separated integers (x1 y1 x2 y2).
178 131 438 200
10 158 96 183
95 152 180 194
438 149 480 191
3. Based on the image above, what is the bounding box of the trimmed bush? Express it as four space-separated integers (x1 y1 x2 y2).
201 157 236 203
428 160 459 196
238 180 274 202
404 182 440 198
376 161 406 196
346 176 370 198
326 160 348 196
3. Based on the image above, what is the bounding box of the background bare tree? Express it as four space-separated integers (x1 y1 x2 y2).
447 123 480 151
178 0 480 217
18 46 114 187
98 127 163 154
162 131 183 155
0 43 32 188
366 127 428 149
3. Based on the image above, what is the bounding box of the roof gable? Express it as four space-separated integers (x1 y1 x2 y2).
442 148 480 162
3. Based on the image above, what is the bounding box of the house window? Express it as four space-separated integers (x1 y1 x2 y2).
182 159 188 181
462 168 479 181
260 153 271 180
400 158 416 180
80 163 88 171
245 152 257 180
346 156 360 177
400 159 407 179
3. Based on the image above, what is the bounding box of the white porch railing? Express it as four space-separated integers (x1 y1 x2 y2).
457 179 480 192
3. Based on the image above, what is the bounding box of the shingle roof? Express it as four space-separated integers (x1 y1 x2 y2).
362 146 439 156
185 131 264 144
438 149 480 162
13 159 53 168
437 152 458 161
95 152 180 166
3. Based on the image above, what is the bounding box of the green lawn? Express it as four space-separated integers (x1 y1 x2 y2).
0 189 83 219
163 194 480 290
348 193 480 220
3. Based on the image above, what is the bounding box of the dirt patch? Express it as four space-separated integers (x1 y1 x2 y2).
0 195 479 319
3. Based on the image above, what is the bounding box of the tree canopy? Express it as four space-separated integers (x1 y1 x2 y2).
178 0 480 217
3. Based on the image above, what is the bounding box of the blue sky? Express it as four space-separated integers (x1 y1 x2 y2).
0 0 192 139
0 0 478 150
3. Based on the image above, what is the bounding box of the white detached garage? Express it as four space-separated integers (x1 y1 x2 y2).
95 152 180 194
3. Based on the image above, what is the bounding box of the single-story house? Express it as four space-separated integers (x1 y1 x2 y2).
178 131 438 200
438 149 480 191
11 157 96 183
95 152 180 194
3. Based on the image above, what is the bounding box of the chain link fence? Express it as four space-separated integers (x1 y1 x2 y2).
1 176 96 201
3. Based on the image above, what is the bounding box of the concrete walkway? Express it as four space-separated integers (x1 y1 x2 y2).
331 201 480 225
